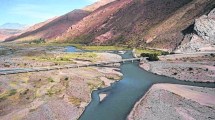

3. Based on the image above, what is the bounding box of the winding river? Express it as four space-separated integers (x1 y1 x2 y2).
66 47 215 120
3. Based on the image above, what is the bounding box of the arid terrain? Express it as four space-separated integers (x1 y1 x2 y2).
128 84 215 120
5 0 215 51
0 44 122 120
140 53 215 83
0 0 215 119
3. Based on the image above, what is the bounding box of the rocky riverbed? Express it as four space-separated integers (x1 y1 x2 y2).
0 44 122 120
140 53 215 82
129 52 215 120
128 84 215 120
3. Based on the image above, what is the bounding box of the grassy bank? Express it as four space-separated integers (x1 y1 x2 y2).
3 41 168 58
28 52 98 64
135 49 167 57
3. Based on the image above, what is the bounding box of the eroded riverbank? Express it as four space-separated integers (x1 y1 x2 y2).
140 53 215 82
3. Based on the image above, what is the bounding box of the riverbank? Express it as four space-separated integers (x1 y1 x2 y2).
128 83 215 120
0 45 122 120
128 52 215 119
140 53 215 82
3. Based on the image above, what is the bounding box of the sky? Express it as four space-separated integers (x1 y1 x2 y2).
0 0 98 25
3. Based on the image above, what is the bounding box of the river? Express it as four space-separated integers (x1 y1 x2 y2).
66 47 215 120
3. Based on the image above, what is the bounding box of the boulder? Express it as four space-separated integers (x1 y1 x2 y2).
194 9 215 44
175 8 215 53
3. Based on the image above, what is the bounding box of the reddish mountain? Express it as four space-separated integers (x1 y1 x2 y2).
0 29 22 41
5 0 116 42
84 0 116 11
5 0 215 51
5 10 90 42
58 0 215 50
57 0 133 43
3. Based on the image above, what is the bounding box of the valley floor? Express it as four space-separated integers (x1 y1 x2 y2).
0 44 122 120
1 44 215 120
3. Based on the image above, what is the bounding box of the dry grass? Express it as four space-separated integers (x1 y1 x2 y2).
68 96 82 106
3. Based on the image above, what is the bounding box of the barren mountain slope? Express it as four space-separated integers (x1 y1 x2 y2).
0 29 22 41
59 0 215 51
5 10 90 42
4 0 116 42
57 0 133 43
84 0 116 11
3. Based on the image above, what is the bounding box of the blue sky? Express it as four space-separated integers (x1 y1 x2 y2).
0 0 98 25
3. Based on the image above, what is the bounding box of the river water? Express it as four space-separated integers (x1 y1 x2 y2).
63 46 215 120
65 47 215 120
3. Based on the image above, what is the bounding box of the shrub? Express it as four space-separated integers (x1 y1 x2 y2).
47 78 54 83
8 89 17 96
161 51 169 55
210 53 215 57
30 38 46 44
188 67 193 71
170 52 175 54
141 53 159 61
147 54 159 61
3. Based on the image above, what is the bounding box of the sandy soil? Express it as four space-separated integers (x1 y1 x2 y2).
0 45 122 120
140 53 215 82
128 84 215 120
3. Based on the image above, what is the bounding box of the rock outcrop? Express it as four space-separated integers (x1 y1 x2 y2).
175 8 215 53
194 9 215 44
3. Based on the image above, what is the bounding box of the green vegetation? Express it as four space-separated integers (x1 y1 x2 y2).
29 52 98 63
135 49 169 57
141 53 159 61
106 74 122 80
29 38 46 44
47 78 54 83
136 48 172 61
87 79 105 91
46 86 62 97
0 89 17 101
75 45 130 51
135 49 163 56
68 96 82 106
0 50 7 56
8 89 17 96
71 34 93 44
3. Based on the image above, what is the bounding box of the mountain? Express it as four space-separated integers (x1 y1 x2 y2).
58 0 215 51
57 0 133 43
5 0 116 42
5 10 90 42
0 29 22 41
84 0 116 11
4 0 215 51
0 23 27 30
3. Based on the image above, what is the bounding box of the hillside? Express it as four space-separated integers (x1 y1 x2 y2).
0 29 22 41
58 0 215 51
5 10 90 42
5 0 116 42
84 0 116 11
4 0 215 51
